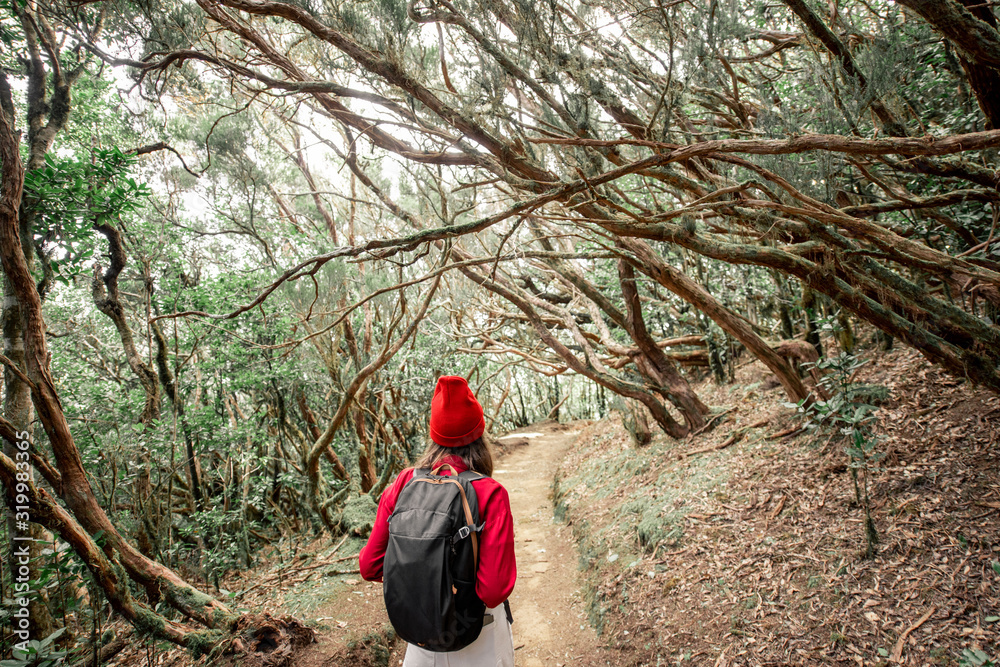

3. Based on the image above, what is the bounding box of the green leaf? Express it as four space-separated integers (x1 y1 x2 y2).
985 616 999 623
38 626 67 649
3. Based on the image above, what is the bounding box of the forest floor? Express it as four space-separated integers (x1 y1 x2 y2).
100 345 999 667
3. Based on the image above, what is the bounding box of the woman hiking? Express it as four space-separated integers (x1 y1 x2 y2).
360 375 517 666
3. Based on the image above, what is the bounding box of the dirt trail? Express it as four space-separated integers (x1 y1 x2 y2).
494 422 605 667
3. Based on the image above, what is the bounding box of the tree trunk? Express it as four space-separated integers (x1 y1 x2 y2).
893 0 1000 73
355 406 377 494
305 275 441 528
2 255 55 643
532 238 709 433
297 390 348 481
801 284 824 357
0 97 233 636
91 224 161 425
623 239 813 404
457 261 690 438
617 259 709 430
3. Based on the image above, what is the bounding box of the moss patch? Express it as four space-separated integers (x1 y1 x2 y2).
280 537 369 617
556 414 731 561
341 494 378 537
132 607 167 638
168 582 219 613
186 629 224 658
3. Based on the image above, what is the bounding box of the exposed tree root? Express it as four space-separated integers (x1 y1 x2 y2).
221 614 316 667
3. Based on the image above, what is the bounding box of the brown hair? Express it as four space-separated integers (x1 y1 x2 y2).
414 434 495 477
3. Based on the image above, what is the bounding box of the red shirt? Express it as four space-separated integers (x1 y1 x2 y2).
359 456 516 608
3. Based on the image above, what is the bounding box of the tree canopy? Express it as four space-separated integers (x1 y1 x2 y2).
1 0 999 658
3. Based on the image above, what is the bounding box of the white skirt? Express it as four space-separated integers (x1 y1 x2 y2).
401 605 514 667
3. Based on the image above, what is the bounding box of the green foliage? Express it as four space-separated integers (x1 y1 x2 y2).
24 148 150 284
1 628 68 667
787 354 878 430
959 648 996 667
0 0 26 56
61 71 136 150
787 353 884 557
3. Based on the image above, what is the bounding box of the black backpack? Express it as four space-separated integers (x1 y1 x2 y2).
383 464 486 651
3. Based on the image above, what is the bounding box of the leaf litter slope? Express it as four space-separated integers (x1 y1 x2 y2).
553 347 1000 666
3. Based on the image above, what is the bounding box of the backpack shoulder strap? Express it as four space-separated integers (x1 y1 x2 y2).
456 470 483 516
456 471 486 536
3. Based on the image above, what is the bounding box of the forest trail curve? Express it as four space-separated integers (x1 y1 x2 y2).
494 421 604 667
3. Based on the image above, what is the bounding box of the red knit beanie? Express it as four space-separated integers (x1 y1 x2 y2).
429 376 485 448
